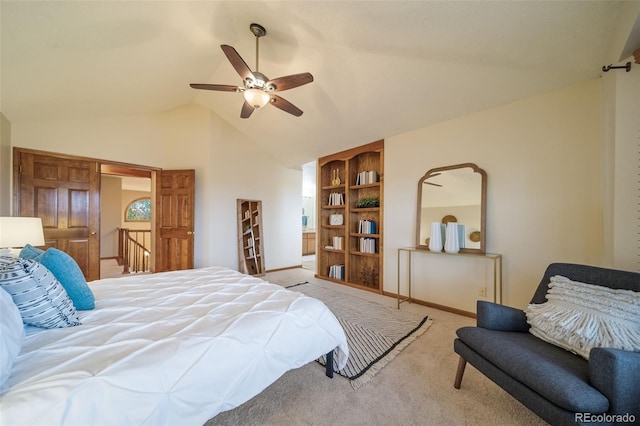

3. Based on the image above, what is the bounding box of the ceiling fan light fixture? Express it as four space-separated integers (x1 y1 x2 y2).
243 88 271 109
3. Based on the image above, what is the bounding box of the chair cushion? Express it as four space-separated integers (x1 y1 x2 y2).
457 326 609 413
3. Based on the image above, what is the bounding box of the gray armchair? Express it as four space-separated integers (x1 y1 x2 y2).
453 263 640 425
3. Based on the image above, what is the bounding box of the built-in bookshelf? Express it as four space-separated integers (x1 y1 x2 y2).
316 140 383 292
237 199 265 276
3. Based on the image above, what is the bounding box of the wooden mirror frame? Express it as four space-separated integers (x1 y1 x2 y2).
416 163 487 254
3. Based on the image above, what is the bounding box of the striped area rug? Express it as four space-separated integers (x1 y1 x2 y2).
287 282 433 389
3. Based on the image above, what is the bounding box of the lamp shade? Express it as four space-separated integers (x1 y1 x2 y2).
243 88 271 109
0 217 45 248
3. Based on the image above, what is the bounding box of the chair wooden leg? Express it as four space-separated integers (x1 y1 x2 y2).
454 356 467 389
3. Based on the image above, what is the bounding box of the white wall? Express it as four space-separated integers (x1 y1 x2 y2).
603 65 640 271
205 112 302 271
386 80 604 309
9 104 301 271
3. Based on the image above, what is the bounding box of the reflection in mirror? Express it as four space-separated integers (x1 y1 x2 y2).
416 163 487 254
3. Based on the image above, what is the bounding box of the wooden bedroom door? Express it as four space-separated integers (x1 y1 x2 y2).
155 169 195 272
13 149 101 281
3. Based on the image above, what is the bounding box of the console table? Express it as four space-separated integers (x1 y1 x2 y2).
397 247 502 316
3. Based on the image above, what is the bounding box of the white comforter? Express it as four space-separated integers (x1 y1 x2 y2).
0 267 348 425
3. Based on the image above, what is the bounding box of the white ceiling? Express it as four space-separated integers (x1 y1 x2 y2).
2 1 639 168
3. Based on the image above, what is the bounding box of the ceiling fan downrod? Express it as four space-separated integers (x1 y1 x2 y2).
250 23 266 72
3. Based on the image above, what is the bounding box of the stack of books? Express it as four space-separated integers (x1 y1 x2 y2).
329 264 345 279
328 192 344 205
358 219 376 234
332 236 343 250
355 170 378 185
359 237 376 253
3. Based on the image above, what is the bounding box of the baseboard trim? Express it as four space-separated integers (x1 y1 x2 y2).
265 265 303 273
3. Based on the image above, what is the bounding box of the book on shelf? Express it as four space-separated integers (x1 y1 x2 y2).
328 192 345 206
334 236 343 250
355 170 378 186
329 264 345 280
358 219 376 234
359 237 376 253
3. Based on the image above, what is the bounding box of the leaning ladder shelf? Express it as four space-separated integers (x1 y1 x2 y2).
237 199 265 276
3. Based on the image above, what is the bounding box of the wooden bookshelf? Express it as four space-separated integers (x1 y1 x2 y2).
237 199 265 276
316 140 383 292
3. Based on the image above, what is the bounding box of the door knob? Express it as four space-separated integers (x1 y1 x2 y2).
90 232 97 235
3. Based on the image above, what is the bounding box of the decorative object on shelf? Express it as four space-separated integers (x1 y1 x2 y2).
469 231 481 243
441 214 457 224
457 224 466 249
329 214 344 226
356 197 380 208
331 169 341 186
359 266 378 287
444 222 460 253
428 222 444 252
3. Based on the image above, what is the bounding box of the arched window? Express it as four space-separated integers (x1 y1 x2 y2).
125 198 151 222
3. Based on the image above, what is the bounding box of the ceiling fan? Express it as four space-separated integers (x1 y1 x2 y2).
190 23 313 118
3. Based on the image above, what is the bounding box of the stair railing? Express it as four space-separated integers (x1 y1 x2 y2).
118 228 151 274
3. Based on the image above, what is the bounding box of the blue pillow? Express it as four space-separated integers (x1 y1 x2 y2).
39 248 95 310
19 244 44 260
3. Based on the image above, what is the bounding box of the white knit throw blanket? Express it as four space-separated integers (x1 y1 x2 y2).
525 275 640 359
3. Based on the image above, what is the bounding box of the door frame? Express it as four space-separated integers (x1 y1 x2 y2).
13 147 162 273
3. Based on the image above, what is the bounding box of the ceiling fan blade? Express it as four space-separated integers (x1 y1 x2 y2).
270 95 303 117
240 101 255 119
190 84 238 92
267 73 314 92
221 44 255 82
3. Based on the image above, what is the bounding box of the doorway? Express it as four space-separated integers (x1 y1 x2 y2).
100 169 152 279
302 161 316 272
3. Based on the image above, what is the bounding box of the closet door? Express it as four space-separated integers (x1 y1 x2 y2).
155 169 195 272
14 148 100 281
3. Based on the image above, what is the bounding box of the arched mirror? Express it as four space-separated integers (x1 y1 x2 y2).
416 163 487 254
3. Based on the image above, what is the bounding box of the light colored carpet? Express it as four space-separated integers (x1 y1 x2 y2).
206 268 548 426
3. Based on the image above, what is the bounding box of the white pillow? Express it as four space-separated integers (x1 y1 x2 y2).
525 275 640 359
0 256 81 329
0 286 24 386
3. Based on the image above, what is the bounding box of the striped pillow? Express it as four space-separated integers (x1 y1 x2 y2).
0 256 81 329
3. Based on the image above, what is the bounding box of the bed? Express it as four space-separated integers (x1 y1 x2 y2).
0 266 349 425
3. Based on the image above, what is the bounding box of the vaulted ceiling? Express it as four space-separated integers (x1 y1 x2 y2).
2 1 639 168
